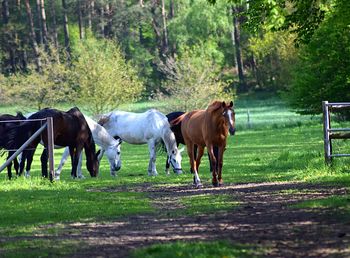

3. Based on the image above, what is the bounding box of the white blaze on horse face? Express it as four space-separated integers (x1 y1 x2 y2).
225 109 236 135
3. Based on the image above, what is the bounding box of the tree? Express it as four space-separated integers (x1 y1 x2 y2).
1 47 72 110
286 0 350 114
157 48 235 112
72 38 144 115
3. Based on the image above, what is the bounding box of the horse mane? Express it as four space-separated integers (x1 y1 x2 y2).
160 123 179 157
207 100 224 113
97 114 111 126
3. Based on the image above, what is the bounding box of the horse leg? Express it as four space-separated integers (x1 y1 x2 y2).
147 140 157 176
77 151 85 179
55 147 70 180
217 146 225 186
24 149 35 178
6 152 13 180
40 149 48 178
14 157 19 176
208 146 219 173
195 146 205 172
187 143 201 187
69 147 78 178
165 156 170 175
207 144 218 187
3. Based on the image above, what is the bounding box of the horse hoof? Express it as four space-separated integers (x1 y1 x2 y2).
212 182 219 187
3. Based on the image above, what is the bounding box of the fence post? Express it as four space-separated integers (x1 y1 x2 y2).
322 101 331 164
47 117 55 182
247 109 251 129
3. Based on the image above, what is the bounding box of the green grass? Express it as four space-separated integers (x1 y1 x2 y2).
292 195 350 220
131 240 262 258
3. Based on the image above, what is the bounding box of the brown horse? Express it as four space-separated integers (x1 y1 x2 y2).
172 101 235 187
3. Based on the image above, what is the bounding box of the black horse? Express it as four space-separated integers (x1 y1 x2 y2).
1 107 99 179
0 112 27 179
166 111 219 174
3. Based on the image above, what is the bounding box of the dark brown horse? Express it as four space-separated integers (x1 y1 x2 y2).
0 112 26 179
1 107 99 179
172 101 235 187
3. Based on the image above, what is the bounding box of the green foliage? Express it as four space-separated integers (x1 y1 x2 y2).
132 241 261 258
287 0 350 114
0 47 73 110
248 29 298 90
72 37 144 115
168 0 232 67
157 48 235 111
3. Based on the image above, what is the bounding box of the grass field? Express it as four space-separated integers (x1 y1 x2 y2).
0 95 349 257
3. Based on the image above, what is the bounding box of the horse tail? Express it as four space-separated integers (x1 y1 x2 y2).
170 113 186 126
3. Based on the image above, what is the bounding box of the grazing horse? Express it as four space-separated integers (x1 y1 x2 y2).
0 112 26 179
1 107 99 179
171 101 235 187
98 109 183 176
54 114 122 179
166 111 219 175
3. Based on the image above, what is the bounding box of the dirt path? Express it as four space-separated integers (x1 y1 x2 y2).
22 182 350 257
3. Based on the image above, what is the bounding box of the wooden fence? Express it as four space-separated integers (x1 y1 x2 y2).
0 117 55 181
322 101 350 164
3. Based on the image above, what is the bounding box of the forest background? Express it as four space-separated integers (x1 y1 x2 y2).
0 0 349 115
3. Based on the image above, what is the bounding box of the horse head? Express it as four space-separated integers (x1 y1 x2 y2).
85 139 100 177
168 147 183 175
222 101 235 135
104 137 122 176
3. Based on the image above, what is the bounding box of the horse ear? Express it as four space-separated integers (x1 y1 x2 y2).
179 147 185 153
222 101 226 107
96 149 101 157
229 101 233 107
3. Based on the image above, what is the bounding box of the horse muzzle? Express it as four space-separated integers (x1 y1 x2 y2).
173 168 183 175
229 128 236 135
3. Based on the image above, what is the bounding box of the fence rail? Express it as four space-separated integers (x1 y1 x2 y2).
322 101 350 164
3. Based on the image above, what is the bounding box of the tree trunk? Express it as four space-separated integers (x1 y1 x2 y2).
87 0 94 30
49 0 58 49
232 5 246 92
161 0 169 55
62 0 71 61
78 0 84 39
2 0 16 73
36 0 43 45
150 0 164 59
169 0 174 19
25 0 42 71
40 0 48 48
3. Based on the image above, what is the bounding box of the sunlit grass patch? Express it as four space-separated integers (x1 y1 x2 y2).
0 238 81 258
179 194 239 215
290 195 350 222
131 240 263 258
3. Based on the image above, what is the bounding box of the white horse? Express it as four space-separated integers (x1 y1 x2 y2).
54 115 122 179
98 109 183 176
